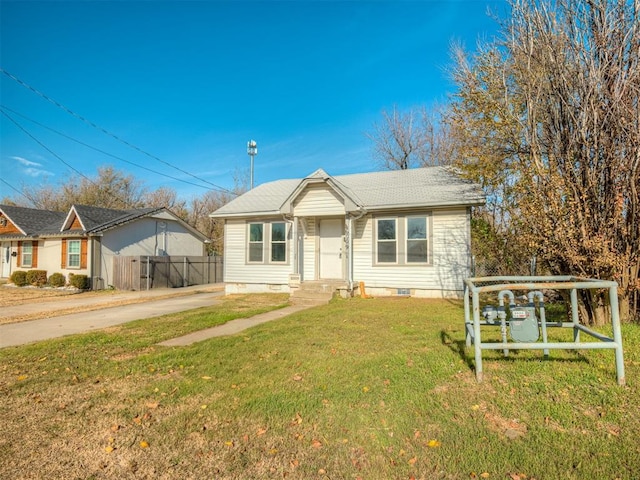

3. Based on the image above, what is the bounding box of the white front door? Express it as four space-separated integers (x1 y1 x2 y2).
1 242 11 278
319 218 343 279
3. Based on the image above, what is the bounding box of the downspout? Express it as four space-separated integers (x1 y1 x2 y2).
347 208 367 291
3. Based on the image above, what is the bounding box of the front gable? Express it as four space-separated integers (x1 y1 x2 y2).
0 212 24 235
61 206 86 232
291 184 346 216
280 169 363 217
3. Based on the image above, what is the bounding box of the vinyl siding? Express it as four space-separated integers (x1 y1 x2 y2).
352 208 470 294
224 219 293 285
293 185 345 217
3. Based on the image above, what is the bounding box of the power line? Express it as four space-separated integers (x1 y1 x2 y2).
1 109 140 209
1 109 97 184
0 104 221 193
1 68 235 195
0 178 37 205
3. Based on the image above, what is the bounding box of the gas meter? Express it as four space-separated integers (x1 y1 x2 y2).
509 306 539 342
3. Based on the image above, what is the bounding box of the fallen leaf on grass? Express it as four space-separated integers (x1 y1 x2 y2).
311 439 323 449
256 427 268 436
408 456 417 466
292 374 303 382
145 402 159 409
139 441 149 449
427 439 441 448
291 413 303 426
104 446 115 453
480 473 490 478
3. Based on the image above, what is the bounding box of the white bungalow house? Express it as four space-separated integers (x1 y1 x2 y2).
210 166 485 298
0 204 208 289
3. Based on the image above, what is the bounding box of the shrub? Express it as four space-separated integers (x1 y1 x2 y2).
48 272 66 288
10 270 28 287
26 270 48 287
69 274 89 290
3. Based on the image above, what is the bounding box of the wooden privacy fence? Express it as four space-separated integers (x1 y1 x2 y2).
113 255 223 291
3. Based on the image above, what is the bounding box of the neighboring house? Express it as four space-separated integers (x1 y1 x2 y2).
210 166 485 298
0 204 208 289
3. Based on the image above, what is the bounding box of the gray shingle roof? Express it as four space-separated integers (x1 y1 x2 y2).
71 205 161 233
0 205 66 235
211 166 485 218
0 204 165 237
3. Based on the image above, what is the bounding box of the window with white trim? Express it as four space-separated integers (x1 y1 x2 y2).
376 218 397 263
67 239 82 268
248 223 264 262
271 222 286 262
406 216 428 263
21 241 33 267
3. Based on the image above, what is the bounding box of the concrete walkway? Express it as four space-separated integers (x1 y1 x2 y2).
0 286 225 348
157 305 311 347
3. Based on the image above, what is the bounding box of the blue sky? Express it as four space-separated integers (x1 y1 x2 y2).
1 0 507 203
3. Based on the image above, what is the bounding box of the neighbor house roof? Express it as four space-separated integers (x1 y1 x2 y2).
210 166 485 218
62 205 163 233
0 205 67 236
0 204 208 241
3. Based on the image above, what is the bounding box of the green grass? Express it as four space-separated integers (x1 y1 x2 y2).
1 295 638 479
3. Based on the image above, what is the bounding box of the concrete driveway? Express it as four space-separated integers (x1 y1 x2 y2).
0 286 224 348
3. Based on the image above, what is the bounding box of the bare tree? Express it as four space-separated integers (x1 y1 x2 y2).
449 0 640 323
20 166 146 211
367 105 455 170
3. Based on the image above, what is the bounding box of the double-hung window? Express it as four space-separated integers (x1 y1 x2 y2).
406 216 428 263
21 241 33 268
248 223 264 262
376 218 397 263
247 221 288 264
271 222 286 262
67 239 82 268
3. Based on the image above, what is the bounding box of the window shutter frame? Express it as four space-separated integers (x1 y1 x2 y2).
80 238 88 269
32 241 38 268
17 241 22 267
61 239 67 268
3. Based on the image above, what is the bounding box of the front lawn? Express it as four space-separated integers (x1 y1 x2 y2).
1 295 638 479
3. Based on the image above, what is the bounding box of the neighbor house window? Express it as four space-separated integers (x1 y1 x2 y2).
21 241 33 268
248 223 264 262
406 216 428 263
271 222 286 262
67 239 81 268
376 218 397 263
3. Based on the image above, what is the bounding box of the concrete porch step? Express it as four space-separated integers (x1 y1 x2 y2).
289 280 347 306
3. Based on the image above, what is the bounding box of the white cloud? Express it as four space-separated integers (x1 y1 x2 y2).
24 167 55 178
12 156 42 167
12 156 54 177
